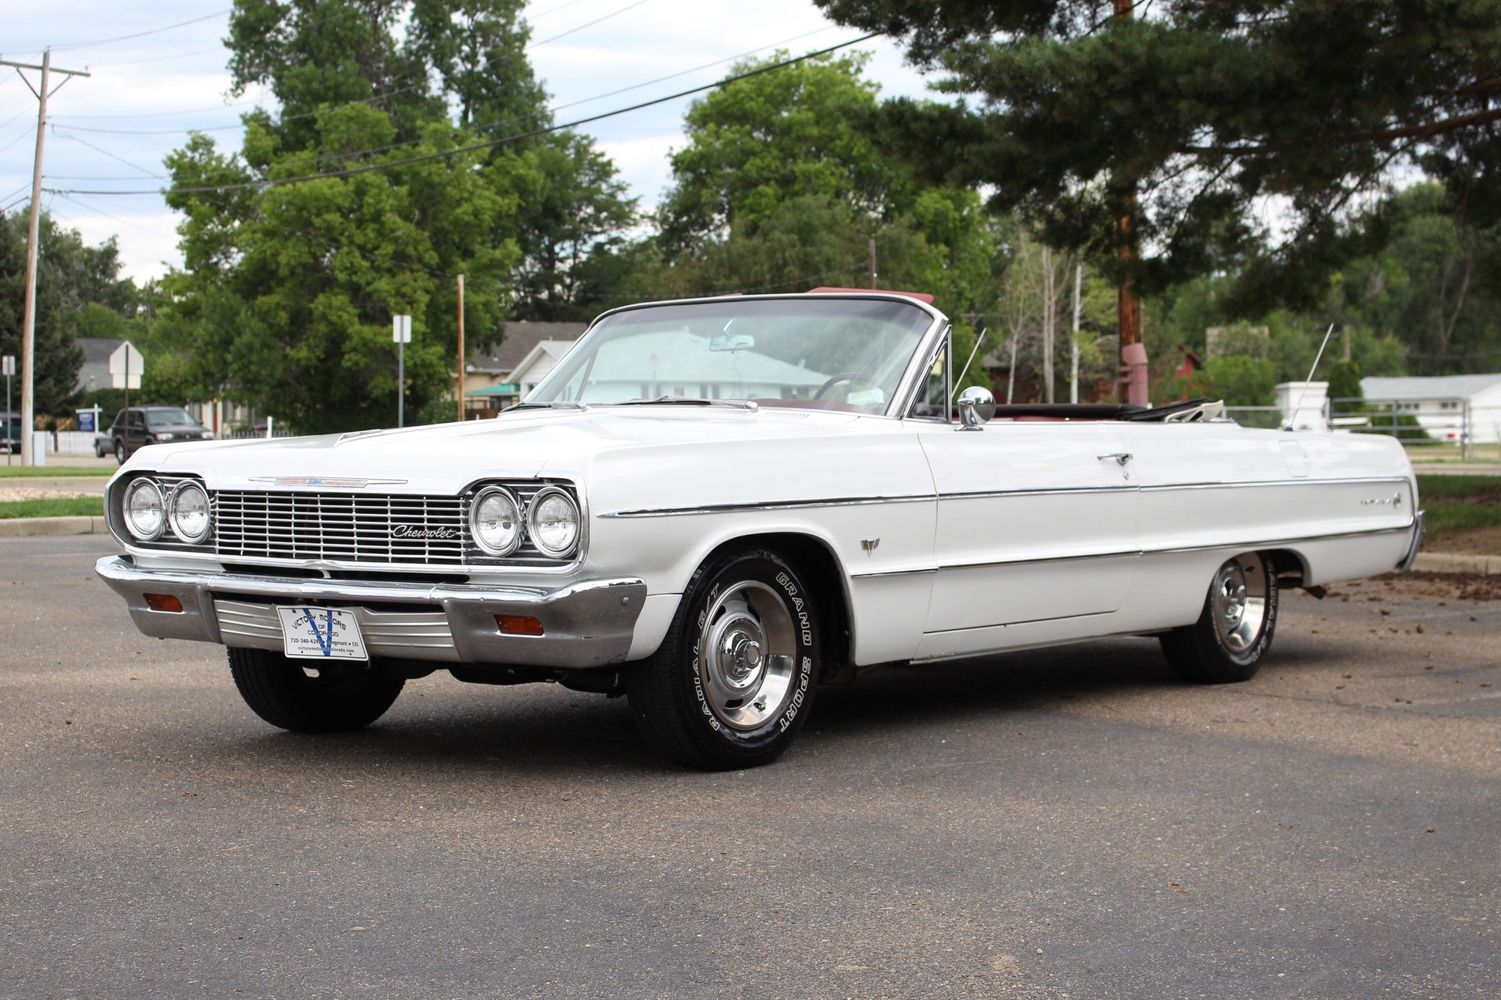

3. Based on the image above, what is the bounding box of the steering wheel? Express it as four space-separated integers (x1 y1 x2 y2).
813 371 881 401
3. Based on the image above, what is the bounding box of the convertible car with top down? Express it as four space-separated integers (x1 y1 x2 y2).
97 291 1423 769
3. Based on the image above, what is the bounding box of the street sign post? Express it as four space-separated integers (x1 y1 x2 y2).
392 314 412 427
2 354 14 466
108 341 144 422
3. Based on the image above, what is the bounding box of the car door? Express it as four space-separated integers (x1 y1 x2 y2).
904 364 1139 657
127 410 147 451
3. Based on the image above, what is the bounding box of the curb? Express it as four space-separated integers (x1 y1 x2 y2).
1411 552 1499 575
0 516 109 538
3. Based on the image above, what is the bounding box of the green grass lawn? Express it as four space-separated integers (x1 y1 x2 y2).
0 497 105 519
1416 474 1501 538
0 465 114 478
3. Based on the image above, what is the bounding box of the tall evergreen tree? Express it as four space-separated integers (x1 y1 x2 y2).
814 0 1501 313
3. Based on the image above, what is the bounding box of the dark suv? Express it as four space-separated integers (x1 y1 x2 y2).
109 406 214 464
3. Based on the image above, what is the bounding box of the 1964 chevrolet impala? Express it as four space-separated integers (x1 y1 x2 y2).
97 292 1423 769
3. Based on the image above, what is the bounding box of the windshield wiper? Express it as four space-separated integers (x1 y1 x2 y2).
615 396 759 411
506 400 590 412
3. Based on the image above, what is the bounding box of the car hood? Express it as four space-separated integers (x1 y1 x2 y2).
117 406 883 495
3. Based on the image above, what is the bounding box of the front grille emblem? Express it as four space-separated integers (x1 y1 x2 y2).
391 524 460 540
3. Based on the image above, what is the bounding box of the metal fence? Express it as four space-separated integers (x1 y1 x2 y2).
1329 396 1472 459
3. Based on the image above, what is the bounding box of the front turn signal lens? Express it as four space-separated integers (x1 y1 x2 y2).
496 615 544 636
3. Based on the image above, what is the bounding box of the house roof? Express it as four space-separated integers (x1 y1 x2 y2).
510 340 577 384
1361 374 1501 401
76 336 128 392
467 321 587 376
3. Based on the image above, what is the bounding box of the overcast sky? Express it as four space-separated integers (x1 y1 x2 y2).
1 1 940 282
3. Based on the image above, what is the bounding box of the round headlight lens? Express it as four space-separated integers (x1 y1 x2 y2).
123 478 166 541
470 487 522 557
168 481 212 544
527 488 580 558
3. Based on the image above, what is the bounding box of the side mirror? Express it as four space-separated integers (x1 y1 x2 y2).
956 386 995 431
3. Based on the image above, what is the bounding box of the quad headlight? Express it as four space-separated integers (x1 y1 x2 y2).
122 478 166 541
526 487 580 558
168 480 212 544
470 486 523 557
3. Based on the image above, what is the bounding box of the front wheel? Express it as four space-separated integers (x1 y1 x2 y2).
227 648 405 733
1160 552 1278 683
627 547 821 769
114 440 127 465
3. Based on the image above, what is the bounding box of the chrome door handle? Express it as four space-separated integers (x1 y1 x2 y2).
1097 452 1133 466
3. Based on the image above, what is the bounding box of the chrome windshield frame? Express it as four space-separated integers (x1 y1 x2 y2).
524 292 950 419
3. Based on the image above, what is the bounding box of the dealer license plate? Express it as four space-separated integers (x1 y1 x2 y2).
275 606 369 661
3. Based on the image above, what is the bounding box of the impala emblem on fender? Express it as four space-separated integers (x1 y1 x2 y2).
861 538 880 553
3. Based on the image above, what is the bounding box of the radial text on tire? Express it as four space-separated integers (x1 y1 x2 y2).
1160 551 1278 684
626 546 821 769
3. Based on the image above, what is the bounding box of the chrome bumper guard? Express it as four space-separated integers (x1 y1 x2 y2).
95 555 646 669
1396 509 1425 571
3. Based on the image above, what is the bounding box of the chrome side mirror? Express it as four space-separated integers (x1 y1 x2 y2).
956 386 995 431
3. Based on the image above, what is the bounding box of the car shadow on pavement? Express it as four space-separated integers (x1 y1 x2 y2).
179 635 1350 778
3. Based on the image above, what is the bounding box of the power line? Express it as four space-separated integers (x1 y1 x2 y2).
43 31 884 198
527 0 597 20
531 0 653 47
47 9 232 53
84 45 224 69
52 189 168 236
551 26 834 112
53 128 164 178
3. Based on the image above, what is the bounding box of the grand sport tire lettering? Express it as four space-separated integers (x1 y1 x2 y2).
628 549 822 769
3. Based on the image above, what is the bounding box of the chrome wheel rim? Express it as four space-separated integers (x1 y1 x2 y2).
697 580 797 732
1212 555 1268 653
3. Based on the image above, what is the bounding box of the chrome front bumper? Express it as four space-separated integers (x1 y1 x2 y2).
95 555 646 668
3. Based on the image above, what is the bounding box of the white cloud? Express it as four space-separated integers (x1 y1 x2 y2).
8 1 945 282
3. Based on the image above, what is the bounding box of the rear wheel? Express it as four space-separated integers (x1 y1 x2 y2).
1160 552 1278 683
227 648 404 733
627 547 820 769
114 440 127 464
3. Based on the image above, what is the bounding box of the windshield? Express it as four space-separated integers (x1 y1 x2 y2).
527 297 935 414
146 408 198 428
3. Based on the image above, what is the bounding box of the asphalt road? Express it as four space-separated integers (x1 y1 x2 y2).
1 536 1496 1000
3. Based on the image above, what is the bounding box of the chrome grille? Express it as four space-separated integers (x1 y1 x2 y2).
214 491 467 565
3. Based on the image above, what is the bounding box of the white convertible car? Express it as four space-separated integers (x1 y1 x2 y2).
98 292 1423 768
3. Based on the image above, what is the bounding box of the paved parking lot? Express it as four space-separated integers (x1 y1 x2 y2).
1 535 1496 999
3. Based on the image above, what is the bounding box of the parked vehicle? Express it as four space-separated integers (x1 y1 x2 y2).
1 411 18 454
107 406 213 464
96 292 1423 769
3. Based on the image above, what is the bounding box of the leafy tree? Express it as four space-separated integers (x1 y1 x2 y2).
658 52 909 251
161 0 636 430
814 0 1501 317
0 210 139 417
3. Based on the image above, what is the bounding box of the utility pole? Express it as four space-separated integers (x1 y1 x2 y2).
868 239 877 289
456 274 466 422
1111 0 1149 407
1041 246 1055 403
2 51 90 466
1071 262 1082 404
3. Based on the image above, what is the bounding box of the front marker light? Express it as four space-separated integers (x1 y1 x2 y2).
168 481 212 544
527 487 580 558
470 487 523 556
123 478 166 541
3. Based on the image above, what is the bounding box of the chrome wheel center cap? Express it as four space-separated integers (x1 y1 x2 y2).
719 628 764 689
